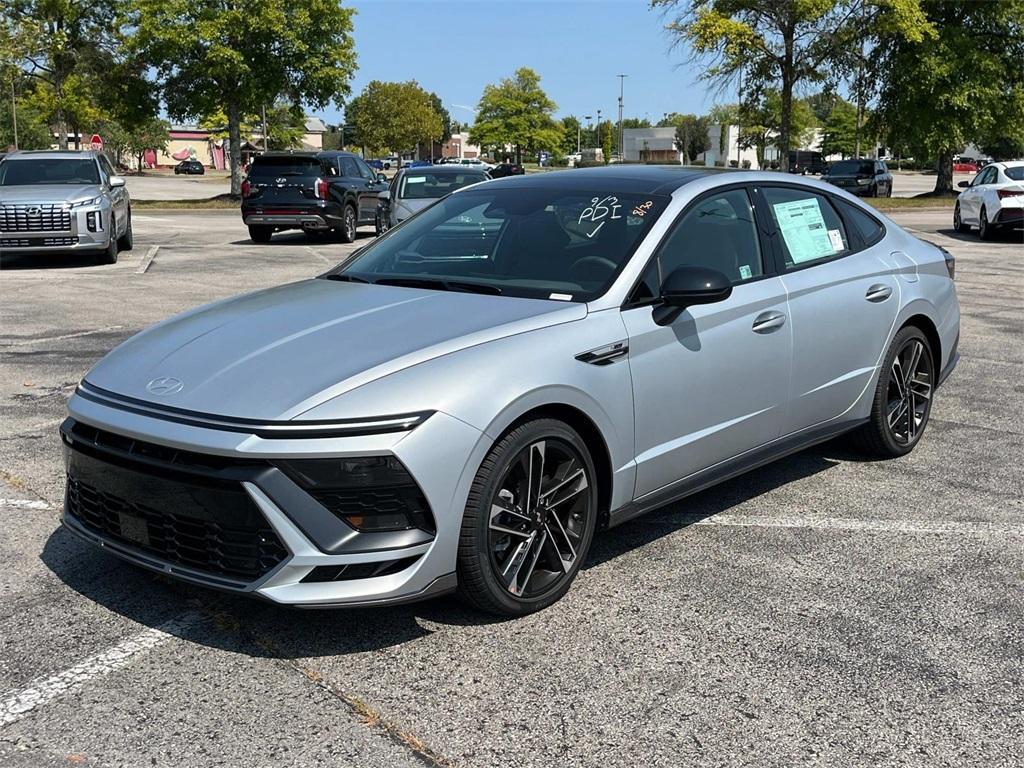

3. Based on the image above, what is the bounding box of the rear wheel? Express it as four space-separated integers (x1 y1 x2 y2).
339 204 357 243
248 225 273 243
457 419 598 616
851 326 934 457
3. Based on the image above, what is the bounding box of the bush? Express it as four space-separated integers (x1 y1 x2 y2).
575 160 606 168
729 160 738 168
714 159 726 167
741 159 751 169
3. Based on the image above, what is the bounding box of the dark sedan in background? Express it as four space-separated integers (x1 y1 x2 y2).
489 163 525 179
822 159 893 197
174 160 205 175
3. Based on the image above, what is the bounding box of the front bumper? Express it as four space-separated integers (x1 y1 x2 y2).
62 389 485 607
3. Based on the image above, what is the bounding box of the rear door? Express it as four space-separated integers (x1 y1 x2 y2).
759 185 900 434
961 166 994 223
246 156 322 209
338 156 382 223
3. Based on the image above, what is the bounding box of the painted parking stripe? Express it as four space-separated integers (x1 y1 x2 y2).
694 515 1024 536
0 498 51 510
136 245 160 273
1 326 125 347
0 613 204 727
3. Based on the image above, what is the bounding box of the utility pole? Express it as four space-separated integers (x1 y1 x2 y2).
10 78 18 150
617 74 627 162
596 109 602 159
261 104 268 151
582 114 592 153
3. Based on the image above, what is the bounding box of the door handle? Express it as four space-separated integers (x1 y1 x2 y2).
752 311 786 334
865 284 893 303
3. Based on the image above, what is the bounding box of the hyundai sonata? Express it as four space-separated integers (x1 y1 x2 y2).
61 167 960 615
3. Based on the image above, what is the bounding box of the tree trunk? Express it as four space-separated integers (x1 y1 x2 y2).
227 99 243 197
934 149 954 195
778 27 795 173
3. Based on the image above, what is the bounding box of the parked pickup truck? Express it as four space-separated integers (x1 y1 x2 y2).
240 151 388 243
0 149 133 264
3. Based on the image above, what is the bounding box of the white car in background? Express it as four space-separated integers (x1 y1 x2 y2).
954 160 1024 239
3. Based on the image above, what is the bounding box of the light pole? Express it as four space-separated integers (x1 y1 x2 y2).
580 114 591 154
617 74 627 162
596 109 602 158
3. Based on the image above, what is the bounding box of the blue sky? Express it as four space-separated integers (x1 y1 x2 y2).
321 0 726 127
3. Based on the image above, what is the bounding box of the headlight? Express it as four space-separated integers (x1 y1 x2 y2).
276 456 435 533
856 178 871 185
69 196 102 208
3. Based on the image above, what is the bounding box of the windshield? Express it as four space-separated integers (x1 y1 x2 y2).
248 157 320 178
0 158 100 186
399 171 487 199
829 160 874 176
326 186 668 302
1005 166 1024 181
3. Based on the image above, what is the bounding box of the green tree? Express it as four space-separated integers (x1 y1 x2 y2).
560 115 582 154
621 117 652 130
820 98 858 158
128 0 357 196
0 77 52 149
739 90 816 168
671 114 710 164
470 67 563 164
874 0 1024 193
653 0 931 171
350 80 443 160
599 118 614 160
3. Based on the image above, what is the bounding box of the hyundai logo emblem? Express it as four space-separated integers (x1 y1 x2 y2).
146 376 184 395
25 207 42 216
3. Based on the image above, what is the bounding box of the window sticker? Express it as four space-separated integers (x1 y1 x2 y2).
549 292 573 301
827 229 845 251
406 176 426 183
772 198 839 263
739 264 752 280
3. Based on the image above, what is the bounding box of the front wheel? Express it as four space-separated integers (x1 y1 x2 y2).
97 213 118 264
953 202 970 232
979 206 995 240
851 326 934 457
117 209 133 251
457 419 598 616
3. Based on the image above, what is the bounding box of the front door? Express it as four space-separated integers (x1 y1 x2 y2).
622 186 792 499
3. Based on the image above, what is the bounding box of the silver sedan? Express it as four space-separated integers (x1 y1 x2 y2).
61 167 959 615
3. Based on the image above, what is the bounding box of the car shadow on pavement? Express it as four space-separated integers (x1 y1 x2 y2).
40 443 844 657
935 227 1024 243
229 231 376 247
0 253 107 270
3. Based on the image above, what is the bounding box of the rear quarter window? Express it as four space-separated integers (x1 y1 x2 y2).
1004 166 1024 181
837 200 885 247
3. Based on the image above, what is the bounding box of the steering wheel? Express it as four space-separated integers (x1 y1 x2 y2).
569 255 617 285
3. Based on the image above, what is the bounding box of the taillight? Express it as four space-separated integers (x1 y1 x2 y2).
997 188 1024 199
940 246 955 280
316 178 329 199
241 179 251 197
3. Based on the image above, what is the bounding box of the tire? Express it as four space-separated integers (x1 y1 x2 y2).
248 225 273 243
978 206 995 241
952 202 969 232
116 209 133 251
870 184 879 198
850 326 935 458
339 204 357 243
457 418 599 616
97 213 118 264
374 212 390 237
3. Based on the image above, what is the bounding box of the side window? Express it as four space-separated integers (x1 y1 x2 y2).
837 200 885 247
97 156 114 181
762 186 850 271
339 157 360 178
647 188 764 289
354 158 376 181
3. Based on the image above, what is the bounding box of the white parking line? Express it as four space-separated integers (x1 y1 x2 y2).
305 246 332 264
1 326 125 347
0 498 51 510
695 514 1024 536
0 613 204 728
136 245 160 274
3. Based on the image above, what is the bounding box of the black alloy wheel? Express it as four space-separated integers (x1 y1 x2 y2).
458 419 597 615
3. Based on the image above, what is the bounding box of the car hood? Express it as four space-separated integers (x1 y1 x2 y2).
0 184 102 204
84 279 586 421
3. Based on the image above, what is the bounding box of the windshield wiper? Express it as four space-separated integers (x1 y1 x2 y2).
322 273 371 284
375 277 501 295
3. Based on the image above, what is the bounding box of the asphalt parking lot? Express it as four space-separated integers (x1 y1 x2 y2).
1 210 1021 767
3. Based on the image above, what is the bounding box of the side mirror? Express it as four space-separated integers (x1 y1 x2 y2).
654 265 733 326
957 180 970 189
108 175 126 188
377 190 390 201
376 173 387 183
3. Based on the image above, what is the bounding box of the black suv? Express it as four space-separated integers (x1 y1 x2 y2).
241 151 388 243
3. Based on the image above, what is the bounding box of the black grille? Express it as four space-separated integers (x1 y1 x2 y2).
301 556 421 583
66 476 287 582
0 204 72 233
1 236 78 248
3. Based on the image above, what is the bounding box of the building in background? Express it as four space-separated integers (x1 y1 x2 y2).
441 131 481 160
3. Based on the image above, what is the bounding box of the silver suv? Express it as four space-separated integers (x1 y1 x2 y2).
0 150 133 264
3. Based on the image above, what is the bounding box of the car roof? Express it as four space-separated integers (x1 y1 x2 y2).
999 160 1024 169
482 165 727 194
399 165 488 175
5 150 102 160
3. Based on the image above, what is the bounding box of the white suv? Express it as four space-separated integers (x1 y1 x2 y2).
954 160 1024 240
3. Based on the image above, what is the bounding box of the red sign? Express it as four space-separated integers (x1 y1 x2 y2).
89 134 103 151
